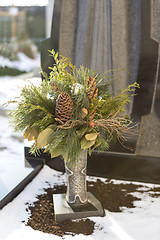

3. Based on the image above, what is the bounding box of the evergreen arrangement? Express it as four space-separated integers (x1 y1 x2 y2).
8 50 139 163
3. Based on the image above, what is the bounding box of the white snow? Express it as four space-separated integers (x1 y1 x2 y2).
0 59 160 240
0 74 41 111
0 53 40 72
0 165 160 240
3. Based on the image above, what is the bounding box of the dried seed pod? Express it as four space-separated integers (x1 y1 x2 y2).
88 95 92 100
88 121 94 128
87 76 98 100
87 76 98 122
91 87 96 92
94 93 98 98
81 107 88 119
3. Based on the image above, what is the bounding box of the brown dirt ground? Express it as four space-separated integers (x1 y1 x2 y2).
24 178 159 237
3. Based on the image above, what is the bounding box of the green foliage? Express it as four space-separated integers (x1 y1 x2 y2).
8 50 139 163
0 66 26 76
9 80 56 133
92 82 139 119
40 127 82 163
48 50 76 93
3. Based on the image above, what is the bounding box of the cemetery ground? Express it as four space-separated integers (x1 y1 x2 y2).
0 61 160 239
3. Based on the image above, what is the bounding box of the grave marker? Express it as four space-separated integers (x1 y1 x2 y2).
135 0 160 157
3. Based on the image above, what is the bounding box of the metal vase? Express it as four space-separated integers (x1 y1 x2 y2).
65 149 88 207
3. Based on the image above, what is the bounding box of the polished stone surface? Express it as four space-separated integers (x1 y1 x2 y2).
65 150 87 206
0 163 33 201
151 0 160 43
135 112 160 157
53 192 104 222
135 0 160 157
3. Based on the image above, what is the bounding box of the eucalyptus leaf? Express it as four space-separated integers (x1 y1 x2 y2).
43 144 51 153
62 151 69 162
76 128 87 138
27 133 35 141
47 124 57 130
29 126 39 139
89 136 102 155
37 127 54 149
80 137 95 149
88 147 92 156
50 147 61 158
23 127 31 139
23 126 39 141
85 132 99 141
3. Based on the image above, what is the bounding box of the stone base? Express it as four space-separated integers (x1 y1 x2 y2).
53 192 105 222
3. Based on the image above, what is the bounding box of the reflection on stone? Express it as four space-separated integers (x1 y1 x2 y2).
0 165 33 202
0 178 8 200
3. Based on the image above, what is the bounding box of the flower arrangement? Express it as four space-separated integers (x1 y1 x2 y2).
8 50 139 163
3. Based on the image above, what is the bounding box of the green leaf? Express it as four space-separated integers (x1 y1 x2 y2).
76 127 93 139
43 144 51 153
76 128 87 138
23 126 39 141
47 124 57 130
80 137 96 149
89 136 102 155
88 147 92 156
62 151 68 162
50 147 61 158
23 127 31 139
85 132 99 141
54 52 58 60
29 126 39 140
37 127 54 149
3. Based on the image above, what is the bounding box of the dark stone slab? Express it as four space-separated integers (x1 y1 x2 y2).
131 0 158 121
40 0 62 77
40 38 55 77
135 112 160 157
25 147 160 184
50 0 62 52
135 0 160 156
0 154 44 210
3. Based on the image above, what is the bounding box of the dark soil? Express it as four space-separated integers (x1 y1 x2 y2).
24 178 159 237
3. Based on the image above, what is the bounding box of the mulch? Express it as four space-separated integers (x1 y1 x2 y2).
24 177 160 237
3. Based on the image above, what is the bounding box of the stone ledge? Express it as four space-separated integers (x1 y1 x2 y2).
53 192 105 222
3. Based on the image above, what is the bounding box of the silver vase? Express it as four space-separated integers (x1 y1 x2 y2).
65 149 88 207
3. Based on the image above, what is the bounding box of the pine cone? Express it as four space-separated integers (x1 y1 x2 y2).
55 92 74 123
87 76 98 100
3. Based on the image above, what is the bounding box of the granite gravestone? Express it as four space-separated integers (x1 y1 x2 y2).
42 0 142 115
38 0 160 186
41 0 62 77
135 0 160 157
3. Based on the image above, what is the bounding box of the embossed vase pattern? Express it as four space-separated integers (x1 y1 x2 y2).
65 149 88 207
